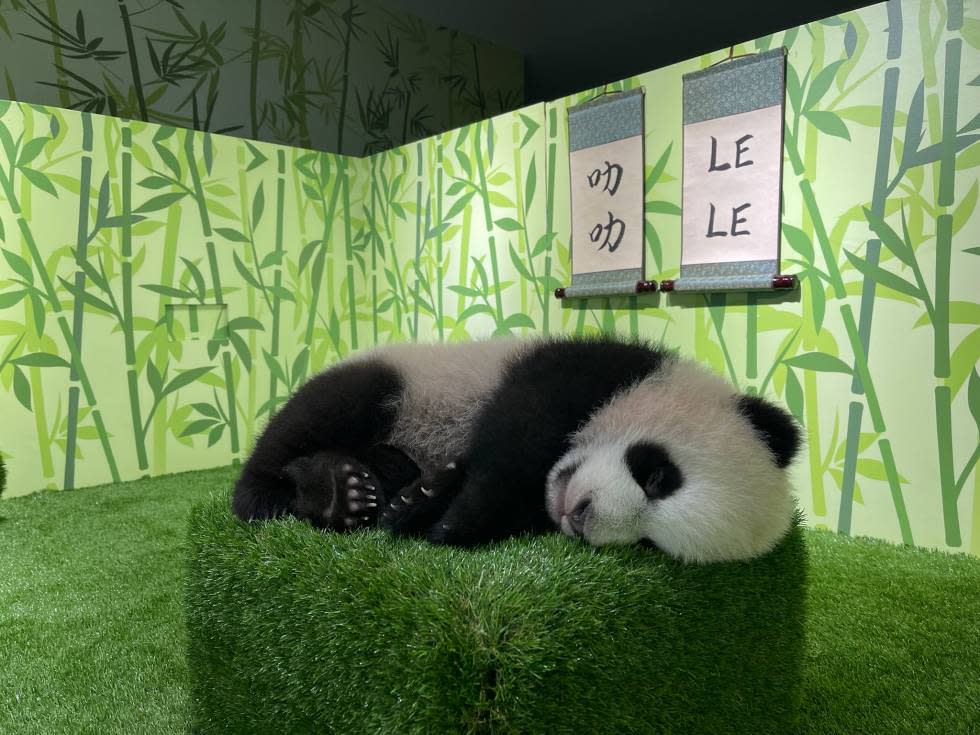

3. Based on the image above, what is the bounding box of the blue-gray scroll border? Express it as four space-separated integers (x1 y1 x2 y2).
675 48 789 293
566 88 647 298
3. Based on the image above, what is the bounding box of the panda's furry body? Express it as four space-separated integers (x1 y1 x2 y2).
233 334 800 562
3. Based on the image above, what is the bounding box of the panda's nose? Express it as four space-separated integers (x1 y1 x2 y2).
568 498 592 536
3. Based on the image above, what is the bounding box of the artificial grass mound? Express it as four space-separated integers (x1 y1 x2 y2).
186 494 807 734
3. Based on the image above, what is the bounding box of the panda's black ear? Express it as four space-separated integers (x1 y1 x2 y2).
736 395 801 468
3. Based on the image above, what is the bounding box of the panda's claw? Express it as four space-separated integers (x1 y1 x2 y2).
400 494 414 505
420 485 436 497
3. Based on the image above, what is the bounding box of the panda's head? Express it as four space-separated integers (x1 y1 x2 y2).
545 359 801 563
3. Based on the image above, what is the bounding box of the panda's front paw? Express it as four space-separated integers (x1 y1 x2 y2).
338 462 380 528
380 460 464 537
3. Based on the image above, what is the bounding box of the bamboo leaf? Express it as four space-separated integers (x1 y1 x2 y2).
162 366 214 398
784 367 805 425
501 313 534 330
17 137 48 167
135 192 185 213
844 250 921 300
448 285 480 297
147 361 164 397
950 328 980 396
266 285 295 303
259 251 285 269
914 301 980 328
525 156 537 211
508 242 534 281
291 347 310 386
952 179 978 236
471 257 490 293
215 227 249 243
207 423 226 447
298 240 321 273
138 175 172 190
804 60 845 111
228 330 251 372
519 113 540 148
495 217 523 231
445 180 466 196
444 191 475 221
263 350 288 387
13 365 31 410
863 207 915 267
2 249 33 283
782 225 814 264
12 352 70 368
836 106 906 127
532 232 555 258
856 459 907 483
645 200 681 215
180 418 218 437
245 141 267 171
232 252 261 289
783 352 852 374
180 257 207 300
252 181 265 228
20 167 58 197
645 143 672 193
805 110 850 140
487 191 515 209
228 316 264 332
206 198 238 219
191 402 221 419
458 302 495 321
141 284 195 300
487 171 510 186
968 367 980 429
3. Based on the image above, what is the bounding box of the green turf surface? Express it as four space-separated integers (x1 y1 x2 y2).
1 466 978 734
187 496 806 734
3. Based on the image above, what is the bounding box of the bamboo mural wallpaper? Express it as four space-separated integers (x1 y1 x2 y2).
0 0 523 155
1 0 978 557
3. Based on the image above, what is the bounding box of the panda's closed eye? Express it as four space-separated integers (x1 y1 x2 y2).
625 442 683 500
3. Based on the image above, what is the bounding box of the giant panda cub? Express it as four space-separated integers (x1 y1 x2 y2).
233 335 801 563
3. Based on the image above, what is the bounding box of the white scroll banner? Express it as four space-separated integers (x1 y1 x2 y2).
663 49 796 294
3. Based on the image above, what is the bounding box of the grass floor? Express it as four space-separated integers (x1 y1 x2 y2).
1 467 978 734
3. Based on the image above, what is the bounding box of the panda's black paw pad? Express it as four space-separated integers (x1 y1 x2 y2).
380 460 463 535
338 462 380 529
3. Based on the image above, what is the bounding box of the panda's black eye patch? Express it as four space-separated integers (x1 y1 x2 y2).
625 442 683 500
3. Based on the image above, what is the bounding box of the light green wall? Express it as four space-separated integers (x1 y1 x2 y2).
2 0 978 556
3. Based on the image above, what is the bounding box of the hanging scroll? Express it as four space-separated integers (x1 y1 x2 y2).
661 48 796 293
556 88 657 299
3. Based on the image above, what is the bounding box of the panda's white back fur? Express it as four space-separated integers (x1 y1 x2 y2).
356 339 526 472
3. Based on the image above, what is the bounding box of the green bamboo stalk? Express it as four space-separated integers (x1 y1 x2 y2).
473 121 504 325
305 155 343 344
249 0 263 140
512 121 529 325
803 370 826 516
1 184 120 483
543 106 557 336
268 150 286 407
936 0 963 546
838 0 905 537
336 0 354 153
121 125 148 471
184 130 239 458
63 113 101 487
412 143 423 340
369 154 379 345
117 0 148 122
236 145 257 446
456 202 473 317
435 137 445 342
342 157 358 351
746 293 758 386
16 149 55 483
152 205 183 473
